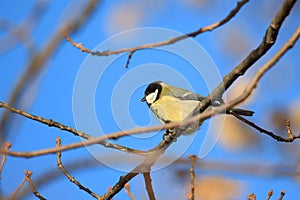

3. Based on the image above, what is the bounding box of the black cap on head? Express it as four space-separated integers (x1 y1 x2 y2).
141 81 162 104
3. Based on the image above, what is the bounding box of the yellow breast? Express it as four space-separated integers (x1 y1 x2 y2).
150 95 199 123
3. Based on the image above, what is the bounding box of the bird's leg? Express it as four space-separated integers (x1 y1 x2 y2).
163 129 177 142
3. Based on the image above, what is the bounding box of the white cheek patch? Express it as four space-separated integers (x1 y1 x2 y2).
145 89 158 104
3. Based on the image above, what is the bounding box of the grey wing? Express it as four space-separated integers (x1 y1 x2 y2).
165 84 205 101
177 92 205 101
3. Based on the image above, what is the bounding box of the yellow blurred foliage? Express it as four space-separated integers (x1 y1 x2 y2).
193 176 243 200
213 115 258 152
289 98 300 133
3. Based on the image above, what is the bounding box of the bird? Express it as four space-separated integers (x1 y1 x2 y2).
141 81 254 136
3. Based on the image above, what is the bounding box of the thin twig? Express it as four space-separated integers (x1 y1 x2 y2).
143 172 156 200
0 141 11 179
266 190 273 200
10 170 46 200
24 170 46 200
64 0 249 57
124 183 135 200
10 175 26 200
232 113 300 142
247 193 256 200
0 101 145 155
187 155 198 200
278 190 286 200
124 50 135 68
0 122 178 158
56 138 100 199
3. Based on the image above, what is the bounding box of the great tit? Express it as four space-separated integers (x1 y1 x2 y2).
141 81 254 135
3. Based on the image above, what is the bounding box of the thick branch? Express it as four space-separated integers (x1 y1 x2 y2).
228 26 300 142
199 0 298 112
143 172 156 200
230 26 300 106
101 129 180 200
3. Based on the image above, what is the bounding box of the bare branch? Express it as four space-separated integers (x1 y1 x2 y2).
17 156 300 199
16 157 105 199
64 0 249 57
101 129 179 200
2 1 298 160
199 0 298 112
104 18 300 199
10 173 26 200
227 26 300 142
56 138 100 199
0 101 145 155
187 155 198 200
230 26 300 106
103 173 138 200
0 124 169 157
248 190 287 200
2 24 300 159
3 26 300 158
1 1 299 199
10 170 46 200
175 158 300 179
143 172 156 200
124 50 135 68
24 170 46 200
266 190 273 200
59 2 300 150
124 183 135 200
278 190 286 200
247 193 256 200
0 142 11 179
232 113 300 142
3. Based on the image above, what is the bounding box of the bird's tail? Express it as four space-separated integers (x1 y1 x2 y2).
227 108 254 116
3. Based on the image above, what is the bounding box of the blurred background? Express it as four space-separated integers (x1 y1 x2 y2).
1 0 300 199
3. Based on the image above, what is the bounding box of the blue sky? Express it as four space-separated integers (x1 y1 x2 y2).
1 1 300 199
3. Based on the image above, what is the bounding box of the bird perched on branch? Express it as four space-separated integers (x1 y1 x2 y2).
141 81 254 136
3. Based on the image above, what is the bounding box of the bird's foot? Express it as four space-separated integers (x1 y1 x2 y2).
163 128 177 143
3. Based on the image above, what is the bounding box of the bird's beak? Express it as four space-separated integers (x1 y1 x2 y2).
141 97 146 102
